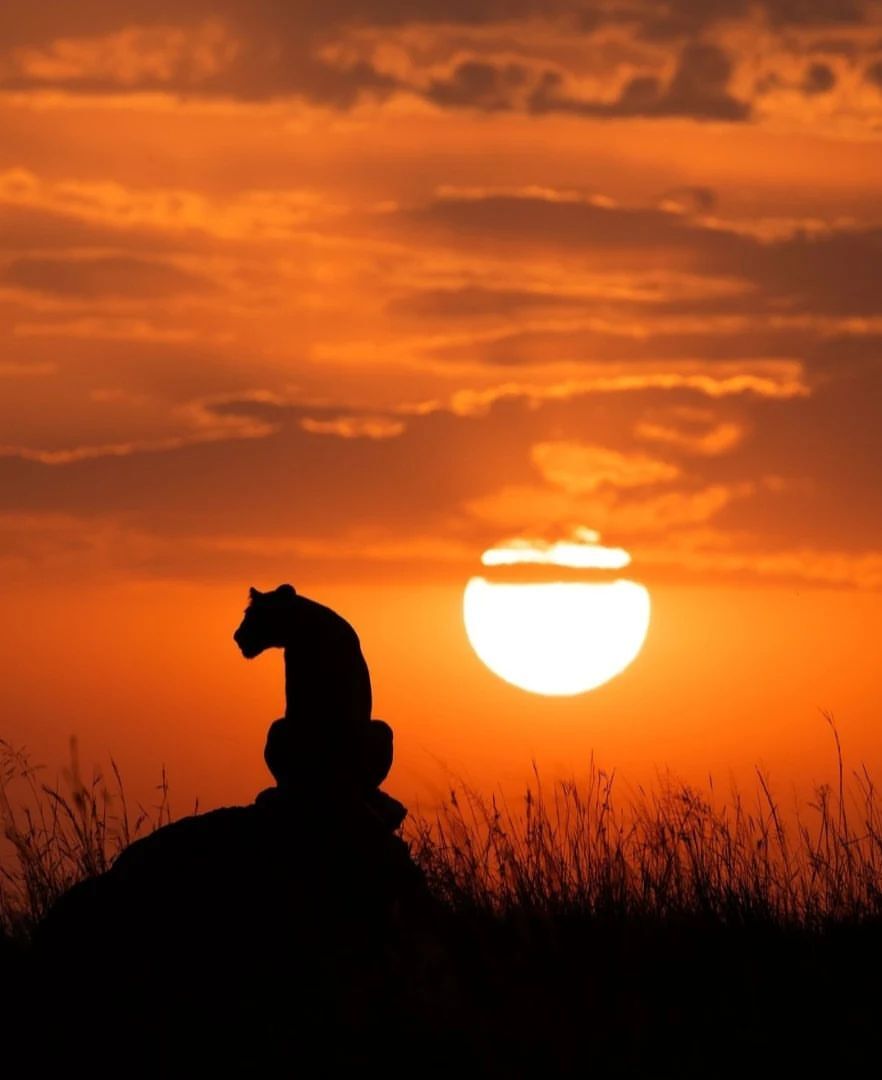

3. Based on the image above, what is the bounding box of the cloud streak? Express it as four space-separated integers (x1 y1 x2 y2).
1 3 880 132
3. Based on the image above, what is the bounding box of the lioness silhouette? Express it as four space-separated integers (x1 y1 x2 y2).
235 583 398 818
235 584 372 732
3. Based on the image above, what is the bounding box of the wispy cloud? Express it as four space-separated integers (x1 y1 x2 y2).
417 364 810 419
0 169 340 241
299 414 406 439
531 442 681 494
635 416 745 455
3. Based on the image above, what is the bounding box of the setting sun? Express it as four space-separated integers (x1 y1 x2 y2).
463 532 651 695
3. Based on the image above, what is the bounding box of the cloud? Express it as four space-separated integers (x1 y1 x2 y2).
705 358 882 553
8 22 239 88
388 285 583 319
0 1 872 58
531 441 680 493
407 187 735 252
299 414 406 439
0 399 276 464
426 59 531 110
530 42 751 121
0 169 338 243
762 0 865 28
801 61 836 94
0 17 399 106
658 187 717 214
399 42 752 124
0 4 877 129
419 319 816 368
635 0 866 38
427 364 809 418
405 189 882 319
2 255 215 298
464 480 754 538
387 269 749 322
635 417 745 456
0 200 195 256
865 59 882 87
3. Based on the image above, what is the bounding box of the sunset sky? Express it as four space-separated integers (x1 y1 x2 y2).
2 2 881 815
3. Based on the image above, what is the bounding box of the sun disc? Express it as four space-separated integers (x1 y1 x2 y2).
463 577 650 696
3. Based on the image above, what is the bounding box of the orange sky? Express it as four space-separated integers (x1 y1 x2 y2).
2 2 881 814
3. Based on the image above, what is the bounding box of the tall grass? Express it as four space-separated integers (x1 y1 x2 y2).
3 718 882 940
0 738 172 938
408 766 882 929
410 723 882 929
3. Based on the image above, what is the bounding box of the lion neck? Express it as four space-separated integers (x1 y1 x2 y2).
282 634 372 733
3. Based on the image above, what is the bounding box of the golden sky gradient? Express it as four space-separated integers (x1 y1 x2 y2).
2 2 881 811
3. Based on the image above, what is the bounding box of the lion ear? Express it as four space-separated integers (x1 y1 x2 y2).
249 586 263 601
278 583 297 598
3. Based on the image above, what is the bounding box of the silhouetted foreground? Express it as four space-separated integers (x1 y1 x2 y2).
28 586 454 1072
3 589 882 1074
34 791 441 1071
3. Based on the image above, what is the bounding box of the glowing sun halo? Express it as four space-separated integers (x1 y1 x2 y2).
463 530 650 696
